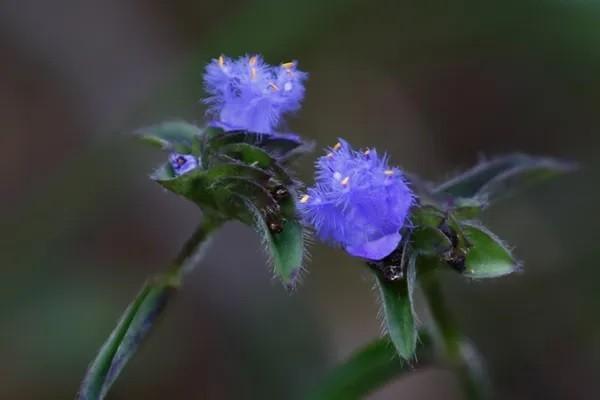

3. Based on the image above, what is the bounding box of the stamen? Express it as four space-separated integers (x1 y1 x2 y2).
384 169 395 176
268 82 279 91
300 194 310 203
218 55 225 67
341 176 350 186
333 142 342 151
281 62 294 69
249 55 257 66
364 149 370 155
326 152 333 158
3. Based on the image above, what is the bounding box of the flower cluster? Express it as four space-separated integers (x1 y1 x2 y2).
299 140 414 260
203 55 307 135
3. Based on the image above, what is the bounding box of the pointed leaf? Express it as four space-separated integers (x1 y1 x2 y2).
77 278 175 400
218 143 295 185
410 205 445 228
152 162 274 215
241 195 304 287
450 198 485 220
412 226 452 256
208 130 311 161
434 154 575 201
137 121 205 153
461 222 518 279
374 253 418 361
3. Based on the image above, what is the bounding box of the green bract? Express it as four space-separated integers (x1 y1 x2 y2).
369 153 573 362
139 121 310 286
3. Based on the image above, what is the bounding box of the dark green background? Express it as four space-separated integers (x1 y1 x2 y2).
1 1 598 398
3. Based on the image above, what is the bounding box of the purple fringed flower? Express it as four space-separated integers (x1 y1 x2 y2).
169 153 198 176
299 140 414 260
203 54 307 134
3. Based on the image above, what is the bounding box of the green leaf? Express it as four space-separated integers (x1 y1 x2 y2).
412 226 452 256
242 194 304 288
305 333 433 400
434 153 575 201
152 162 275 216
461 222 518 279
77 277 175 400
450 198 485 220
137 121 205 153
374 253 418 361
208 130 312 161
218 142 295 185
410 205 445 228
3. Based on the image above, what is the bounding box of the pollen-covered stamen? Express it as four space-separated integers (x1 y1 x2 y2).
326 152 334 158
341 176 350 186
333 142 342 151
249 55 258 66
364 149 370 155
384 169 395 176
300 194 310 203
283 82 293 92
281 61 295 69
268 82 279 91
218 55 225 67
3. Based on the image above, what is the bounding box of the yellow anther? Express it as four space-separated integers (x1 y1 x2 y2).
300 194 310 203
384 169 395 176
218 55 225 67
249 55 257 66
268 82 279 91
281 62 294 69
341 176 350 186
333 142 342 151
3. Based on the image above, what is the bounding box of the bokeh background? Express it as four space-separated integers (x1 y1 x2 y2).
1 0 599 399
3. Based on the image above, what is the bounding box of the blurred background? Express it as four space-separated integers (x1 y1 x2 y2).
1 0 598 399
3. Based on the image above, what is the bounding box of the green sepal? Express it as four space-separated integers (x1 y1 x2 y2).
460 222 519 279
137 121 205 154
433 153 575 202
373 251 418 362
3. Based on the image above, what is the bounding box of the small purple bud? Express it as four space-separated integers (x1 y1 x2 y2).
299 139 414 260
169 153 198 176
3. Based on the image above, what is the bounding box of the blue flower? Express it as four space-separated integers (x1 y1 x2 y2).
203 54 307 134
299 140 414 260
169 153 199 176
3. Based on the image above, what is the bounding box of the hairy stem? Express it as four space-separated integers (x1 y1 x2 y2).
421 271 489 400
77 215 222 400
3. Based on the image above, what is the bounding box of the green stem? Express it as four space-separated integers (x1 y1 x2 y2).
421 271 489 400
304 334 433 400
77 216 222 400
